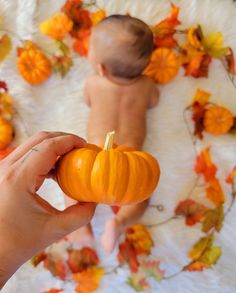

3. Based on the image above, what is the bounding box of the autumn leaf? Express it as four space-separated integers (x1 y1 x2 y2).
73 28 91 56
74 267 104 293
191 102 207 139
226 166 236 184
31 251 47 267
185 236 221 272
51 55 73 77
152 3 180 49
194 148 217 181
187 26 203 50
55 40 70 56
202 204 224 233
188 235 214 261
67 247 99 274
127 274 150 292
0 92 15 120
0 81 8 92
206 178 225 206
175 199 208 226
224 48 236 75
39 13 73 40
141 259 165 281
41 289 63 293
118 240 139 273
202 32 229 58
91 9 106 26
0 34 12 64
192 88 211 106
126 224 153 256
43 256 66 280
62 0 92 38
181 43 211 78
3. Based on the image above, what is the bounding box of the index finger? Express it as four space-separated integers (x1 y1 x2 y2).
15 134 86 192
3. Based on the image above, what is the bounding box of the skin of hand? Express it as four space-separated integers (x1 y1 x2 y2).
0 131 96 289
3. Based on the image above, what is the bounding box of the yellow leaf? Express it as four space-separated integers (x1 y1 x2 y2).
91 9 106 26
188 235 213 261
39 13 73 40
74 267 104 293
0 34 12 64
202 32 229 58
199 246 221 267
192 88 211 106
0 92 15 120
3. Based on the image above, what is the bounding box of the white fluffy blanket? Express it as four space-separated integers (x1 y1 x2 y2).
1 0 236 292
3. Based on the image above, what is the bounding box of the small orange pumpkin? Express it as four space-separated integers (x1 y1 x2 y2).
56 132 160 205
0 117 14 150
17 41 52 85
144 48 180 84
0 147 15 160
204 105 234 135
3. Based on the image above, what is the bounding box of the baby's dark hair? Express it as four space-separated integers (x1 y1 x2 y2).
94 15 153 79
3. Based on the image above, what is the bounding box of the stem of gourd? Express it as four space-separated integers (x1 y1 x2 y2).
103 131 115 151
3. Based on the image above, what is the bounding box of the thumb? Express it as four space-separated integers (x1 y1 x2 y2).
51 202 96 236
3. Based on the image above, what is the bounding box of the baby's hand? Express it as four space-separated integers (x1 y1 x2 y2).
0 132 96 288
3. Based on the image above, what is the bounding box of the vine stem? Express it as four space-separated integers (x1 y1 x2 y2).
225 181 236 216
221 60 236 91
147 216 181 228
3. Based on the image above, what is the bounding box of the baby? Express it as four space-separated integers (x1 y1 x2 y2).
66 15 159 253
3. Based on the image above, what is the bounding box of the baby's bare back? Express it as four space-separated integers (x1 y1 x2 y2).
85 75 154 150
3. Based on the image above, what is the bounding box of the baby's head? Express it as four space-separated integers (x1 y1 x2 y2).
88 15 153 80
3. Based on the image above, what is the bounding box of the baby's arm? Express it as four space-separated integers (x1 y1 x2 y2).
148 83 160 109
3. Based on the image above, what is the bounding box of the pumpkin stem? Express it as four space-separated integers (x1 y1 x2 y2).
104 131 115 151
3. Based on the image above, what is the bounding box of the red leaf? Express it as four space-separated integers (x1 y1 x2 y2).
191 102 208 139
0 81 8 92
118 241 139 273
43 256 66 280
175 199 208 226
194 148 217 181
225 48 236 75
67 247 99 274
31 251 47 267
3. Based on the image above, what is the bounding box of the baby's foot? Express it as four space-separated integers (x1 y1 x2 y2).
68 225 94 246
101 218 124 253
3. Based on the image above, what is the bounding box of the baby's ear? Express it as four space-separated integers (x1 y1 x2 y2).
97 64 107 77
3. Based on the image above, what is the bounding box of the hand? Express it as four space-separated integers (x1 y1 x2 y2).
0 132 96 288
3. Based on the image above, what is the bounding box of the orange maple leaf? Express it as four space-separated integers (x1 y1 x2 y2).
206 178 225 206
194 148 217 182
126 224 153 256
67 247 99 274
73 28 91 56
74 267 104 293
226 166 236 184
152 3 180 49
43 256 66 280
175 199 208 226
118 240 140 273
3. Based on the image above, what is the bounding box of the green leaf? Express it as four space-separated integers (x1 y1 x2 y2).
202 204 224 233
127 274 150 292
52 55 73 77
55 40 69 56
141 259 165 281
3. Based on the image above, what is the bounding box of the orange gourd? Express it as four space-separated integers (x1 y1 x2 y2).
56 132 160 205
17 41 52 85
0 117 14 150
144 48 180 84
204 106 234 135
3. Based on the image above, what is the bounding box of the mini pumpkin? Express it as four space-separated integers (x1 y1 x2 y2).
17 41 52 85
0 117 14 150
56 132 160 205
204 105 234 135
144 48 180 84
